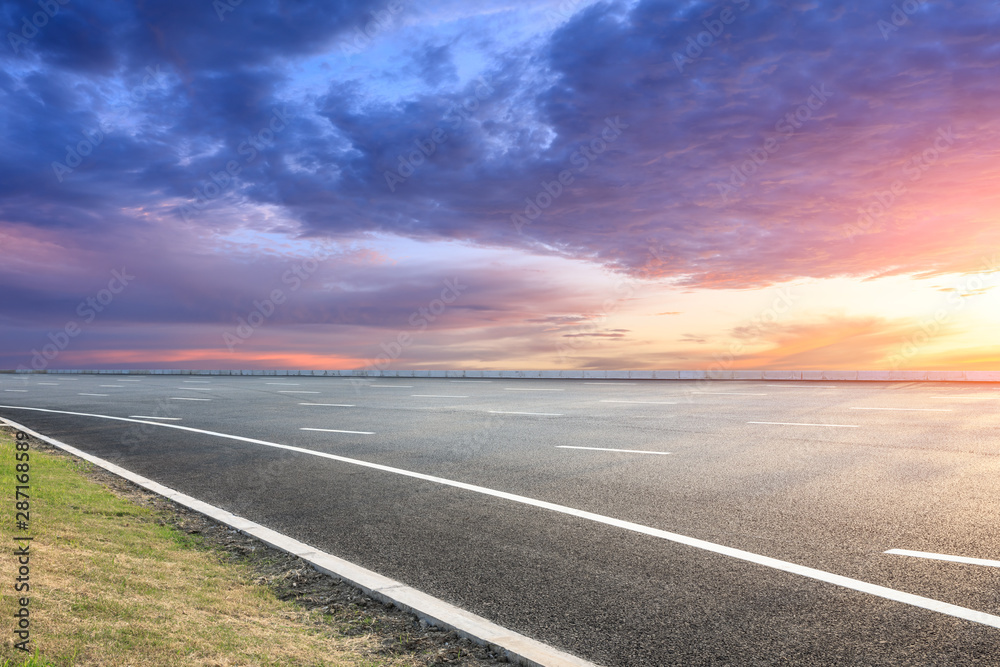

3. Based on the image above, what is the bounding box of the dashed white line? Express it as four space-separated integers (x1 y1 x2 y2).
4 389 27 392
450 380 492 383
300 427 374 435
178 387 212 391
299 403 355 407
278 390 320 394
169 397 210 401
99 385 126 388
504 388 565 392
886 549 1000 568
487 411 563 416
764 385 837 388
748 421 859 428
4 405 997 631
600 400 677 405
850 407 953 412
557 446 671 455
37 382 59 385
130 416 182 421
182 380 211 383
411 395 469 398
266 382 301 385
369 385 414 388
116 379 142 382
78 393 108 397
691 392 767 396
585 382 636 385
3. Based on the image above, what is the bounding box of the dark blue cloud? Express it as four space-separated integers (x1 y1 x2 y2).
3 0 1000 340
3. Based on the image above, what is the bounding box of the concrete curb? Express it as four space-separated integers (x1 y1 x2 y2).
0 418 598 667
3 368 1000 382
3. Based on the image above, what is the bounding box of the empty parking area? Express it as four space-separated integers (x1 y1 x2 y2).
2 375 999 665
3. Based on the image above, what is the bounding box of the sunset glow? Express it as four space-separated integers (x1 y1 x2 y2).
2 0 999 371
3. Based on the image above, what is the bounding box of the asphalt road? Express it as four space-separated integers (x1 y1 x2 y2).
2 375 999 665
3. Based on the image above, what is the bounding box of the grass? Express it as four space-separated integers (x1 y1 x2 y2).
0 429 420 667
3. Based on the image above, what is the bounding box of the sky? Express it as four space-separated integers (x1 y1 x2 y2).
1 0 999 371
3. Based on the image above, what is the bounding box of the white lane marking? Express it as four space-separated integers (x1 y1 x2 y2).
130 416 182 421
765 385 837 388
178 387 212 391
3 404 998 631
266 382 301 385
37 382 59 385
182 380 211 383
78 393 109 397
600 400 677 405
299 403 355 407
850 407 953 412
504 388 564 391
170 397 210 401
369 385 414 388
278 391 320 394
886 549 1000 568
557 446 671 455
411 395 469 398
116 379 142 382
300 427 374 435
748 421 859 428
929 396 1000 400
4 389 27 392
585 382 636 385
450 380 492 383
99 385 126 388
487 411 563 416
0 415 598 667
691 392 767 396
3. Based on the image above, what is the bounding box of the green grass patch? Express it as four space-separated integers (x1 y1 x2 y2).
0 429 416 666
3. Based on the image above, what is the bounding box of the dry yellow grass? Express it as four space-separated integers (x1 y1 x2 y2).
0 429 414 667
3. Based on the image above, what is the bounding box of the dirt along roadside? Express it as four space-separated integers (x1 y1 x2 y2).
0 425 509 666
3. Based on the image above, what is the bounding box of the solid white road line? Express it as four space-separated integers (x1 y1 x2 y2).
487 411 563 416
411 395 469 398
557 446 671 455
182 380 211 383
99 385 126 387
886 549 1000 568
369 385 414 388
504 388 564 391
748 421 859 428
2 404 997 631
78 393 108 396
299 403 355 407
278 390 319 394
0 415 595 667
300 427 374 435
450 380 492 383
691 392 767 396
600 400 677 405
130 416 182 421
266 382 301 385
850 407 953 412
585 382 636 385
170 397 210 401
